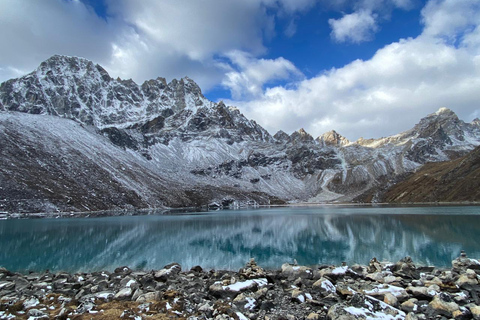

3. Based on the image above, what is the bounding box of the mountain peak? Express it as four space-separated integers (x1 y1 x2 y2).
317 130 350 147
290 128 314 143
435 107 454 115
0 55 211 127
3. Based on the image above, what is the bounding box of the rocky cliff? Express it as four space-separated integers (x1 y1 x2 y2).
1 55 479 213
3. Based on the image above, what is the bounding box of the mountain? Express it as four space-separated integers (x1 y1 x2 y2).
358 145 480 203
1 55 480 213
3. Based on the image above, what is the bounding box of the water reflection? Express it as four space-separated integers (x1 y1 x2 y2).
0 206 479 272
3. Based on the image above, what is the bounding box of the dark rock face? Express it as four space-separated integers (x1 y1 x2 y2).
1 254 479 319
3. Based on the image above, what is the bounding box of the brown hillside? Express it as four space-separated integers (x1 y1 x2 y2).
382 146 480 203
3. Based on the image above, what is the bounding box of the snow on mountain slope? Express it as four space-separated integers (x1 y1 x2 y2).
0 112 275 213
1 55 480 212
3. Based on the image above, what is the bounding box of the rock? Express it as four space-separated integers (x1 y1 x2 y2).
427 292 460 317
306 312 320 320
120 276 139 290
407 286 436 300
383 293 398 307
366 272 387 282
368 257 382 273
471 305 480 320
154 263 181 281
364 284 409 301
114 266 132 275
28 308 48 319
209 278 267 299
312 278 336 295
393 256 419 279
457 269 479 287
336 282 355 296
291 288 306 303
405 312 420 320
136 291 158 302
281 263 313 279
191 265 203 273
114 287 133 300
0 281 15 291
400 298 418 313
327 294 406 320
77 300 95 313
233 292 258 311
23 297 40 309
383 275 397 284
239 258 266 279
453 308 473 320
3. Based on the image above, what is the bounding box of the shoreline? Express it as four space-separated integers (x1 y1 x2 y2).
1 201 480 220
1 254 480 319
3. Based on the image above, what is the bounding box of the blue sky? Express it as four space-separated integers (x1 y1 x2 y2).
1 0 480 140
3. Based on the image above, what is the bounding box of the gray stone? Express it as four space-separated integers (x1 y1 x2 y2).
114 287 132 300
472 305 480 320
0 281 15 291
400 298 418 313
28 308 48 319
312 278 336 295
427 293 460 317
281 263 313 279
154 263 181 281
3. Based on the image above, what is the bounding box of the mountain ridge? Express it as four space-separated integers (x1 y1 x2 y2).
1 55 480 213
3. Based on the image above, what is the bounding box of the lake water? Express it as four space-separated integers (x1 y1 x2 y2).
0 205 479 273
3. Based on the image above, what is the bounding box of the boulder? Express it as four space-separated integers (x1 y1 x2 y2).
154 263 181 281
27 308 48 319
281 263 313 279
471 305 480 320
400 298 418 313
312 278 336 295
114 287 133 300
457 269 479 287
427 293 460 317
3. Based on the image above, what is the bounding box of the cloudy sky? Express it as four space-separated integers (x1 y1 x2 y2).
1 0 480 140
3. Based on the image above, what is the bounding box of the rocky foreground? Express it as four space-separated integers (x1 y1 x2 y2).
1 253 480 320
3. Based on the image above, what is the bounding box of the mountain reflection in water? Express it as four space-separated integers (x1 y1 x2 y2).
0 206 479 272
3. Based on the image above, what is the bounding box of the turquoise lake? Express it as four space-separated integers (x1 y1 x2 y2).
0 205 479 272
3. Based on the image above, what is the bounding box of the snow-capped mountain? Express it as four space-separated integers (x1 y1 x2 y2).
1 55 479 213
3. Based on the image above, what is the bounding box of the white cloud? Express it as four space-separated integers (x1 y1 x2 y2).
0 0 114 82
222 51 303 100
231 0 480 140
329 10 379 43
1 0 480 143
0 0 314 90
421 0 480 41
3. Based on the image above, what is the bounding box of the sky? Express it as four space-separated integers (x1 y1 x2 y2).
1 0 480 140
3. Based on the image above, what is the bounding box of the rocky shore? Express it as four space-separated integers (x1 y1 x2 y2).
1 253 480 320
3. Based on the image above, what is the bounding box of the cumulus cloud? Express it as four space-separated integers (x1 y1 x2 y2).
0 0 315 90
1 0 480 142
222 51 303 100
421 0 480 41
0 0 114 82
231 0 480 140
329 10 379 43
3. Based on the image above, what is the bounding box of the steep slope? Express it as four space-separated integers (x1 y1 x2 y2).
0 112 274 213
376 146 480 203
1 55 480 213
